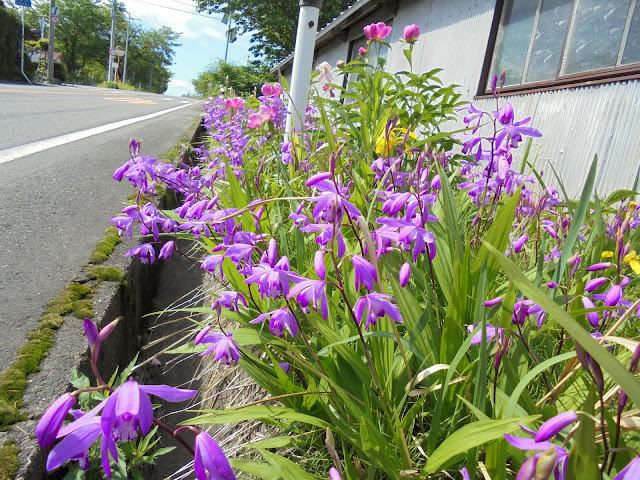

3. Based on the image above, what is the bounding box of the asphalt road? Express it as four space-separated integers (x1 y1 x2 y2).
0 82 203 370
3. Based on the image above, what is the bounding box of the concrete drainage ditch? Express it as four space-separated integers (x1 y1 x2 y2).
2 118 207 480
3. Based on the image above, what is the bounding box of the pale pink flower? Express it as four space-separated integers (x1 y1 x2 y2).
316 61 332 83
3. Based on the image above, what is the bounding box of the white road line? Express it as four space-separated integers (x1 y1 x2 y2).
0 102 195 163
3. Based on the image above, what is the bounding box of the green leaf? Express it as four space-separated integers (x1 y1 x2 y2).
229 459 278 478
485 242 640 411
259 449 321 480
423 416 540 475
552 154 597 286
244 436 293 449
567 390 599 478
182 405 328 429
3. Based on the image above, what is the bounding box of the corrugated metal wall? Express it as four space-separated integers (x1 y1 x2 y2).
303 0 640 196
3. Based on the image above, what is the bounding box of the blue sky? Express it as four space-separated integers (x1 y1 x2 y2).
119 0 254 96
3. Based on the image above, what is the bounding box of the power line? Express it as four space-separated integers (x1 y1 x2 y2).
124 0 223 21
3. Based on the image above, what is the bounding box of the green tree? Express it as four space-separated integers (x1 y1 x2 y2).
124 26 181 93
192 60 275 97
194 0 352 64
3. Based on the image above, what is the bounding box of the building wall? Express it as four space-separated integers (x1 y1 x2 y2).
300 0 640 196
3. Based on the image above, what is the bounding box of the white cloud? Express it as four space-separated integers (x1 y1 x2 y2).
166 78 195 96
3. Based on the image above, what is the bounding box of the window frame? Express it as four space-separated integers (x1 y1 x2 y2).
477 0 640 97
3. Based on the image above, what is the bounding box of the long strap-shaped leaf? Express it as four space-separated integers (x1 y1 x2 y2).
552 154 597 288
485 241 640 408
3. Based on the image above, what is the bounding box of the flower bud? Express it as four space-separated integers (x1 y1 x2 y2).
534 447 558 480
585 277 608 292
491 75 498 97
402 24 420 43
315 251 326 281
586 262 613 272
358 46 367 56
630 343 640 372
604 284 622 307
534 411 578 442
581 296 599 328
399 262 411 287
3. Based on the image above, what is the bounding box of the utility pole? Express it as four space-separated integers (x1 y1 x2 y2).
107 0 116 82
285 0 322 134
47 0 55 81
122 13 130 84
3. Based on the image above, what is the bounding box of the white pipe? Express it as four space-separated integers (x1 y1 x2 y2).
20 7 31 84
285 0 321 134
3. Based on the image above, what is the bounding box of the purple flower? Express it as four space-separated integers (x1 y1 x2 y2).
102 378 197 443
201 255 225 279
84 318 119 362
402 24 420 43
460 468 471 480
586 262 613 272
605 284 623 307
288 280 329 320
614 457 640 479
212 291 248 315
353 293 403 330
399 262 411 287
244 257 303 299
159 240 175 260
535 411 578 442
467 323 503 345
582 296 599 328
124 243 156 264
329 467 342 480
46 410 116 475
195 328 241 363
482 297 503 307
504 431 568 480
36 393 76 448
315 251 326 281
352 255 378 291
364 22 392 41
250 308 299 338
194 432 237 480
512 234 528 253
307 176 362 223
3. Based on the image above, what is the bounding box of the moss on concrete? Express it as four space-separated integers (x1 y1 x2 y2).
72 299 94 319
0 441 20 480
89 227 122 264
86 265 124 283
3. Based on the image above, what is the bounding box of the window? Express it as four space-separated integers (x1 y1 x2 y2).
481 0 640 93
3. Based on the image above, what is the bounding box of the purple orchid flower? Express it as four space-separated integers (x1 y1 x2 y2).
535 411 578 442
158 240 175 260
581 296 599 327
614 457 640 479
244 257 303 299
212 291 248 315
194 432 237 480
124 243 156 264
101 378 197 443
585 277 608 292
353 293 403 329
250 307 299 338
466 323 503 345
46 409 117 476
352 255 378 291
586 262 613 272
195 328 241 363
306 174 362 223
482 297 503 307
36 393 76 449
288 279 329 320
399 262 411 287
201 254 225 280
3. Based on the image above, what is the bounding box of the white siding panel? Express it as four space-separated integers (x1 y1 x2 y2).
297 0 640 196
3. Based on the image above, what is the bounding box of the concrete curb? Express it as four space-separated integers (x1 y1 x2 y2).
2 117 205 480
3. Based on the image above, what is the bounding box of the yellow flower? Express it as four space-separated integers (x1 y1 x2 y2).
623 250 640 274
374 128 417 158
601 251 614 258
